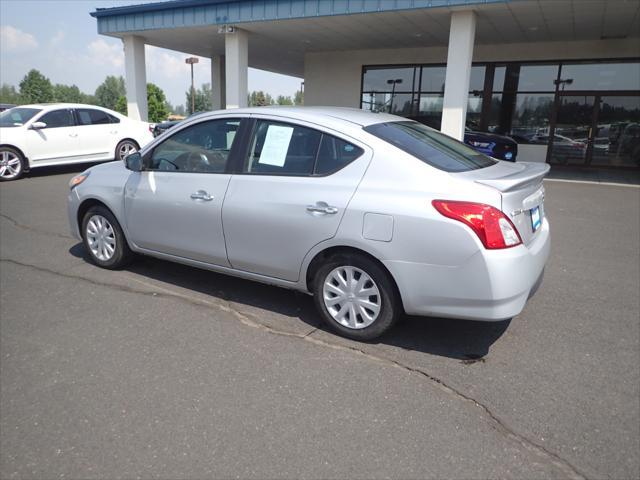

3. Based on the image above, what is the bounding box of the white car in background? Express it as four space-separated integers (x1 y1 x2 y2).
0 103 154 181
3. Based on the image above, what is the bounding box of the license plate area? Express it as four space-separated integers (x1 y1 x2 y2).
530 206 541 232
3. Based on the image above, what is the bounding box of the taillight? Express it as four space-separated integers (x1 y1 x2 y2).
432 200 522 249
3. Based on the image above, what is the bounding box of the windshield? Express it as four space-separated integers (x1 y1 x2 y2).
364 121 497 172
0 107 42 128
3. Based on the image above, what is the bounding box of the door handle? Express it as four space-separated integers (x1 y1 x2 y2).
190 190 214 201
69 133 78 138
307 203 338 214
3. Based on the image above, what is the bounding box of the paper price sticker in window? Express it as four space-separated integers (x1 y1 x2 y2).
258 125 294 167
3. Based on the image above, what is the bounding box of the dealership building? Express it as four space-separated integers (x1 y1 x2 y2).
91 0 640 168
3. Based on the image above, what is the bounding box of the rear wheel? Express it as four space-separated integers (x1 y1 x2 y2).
312 253 401 340
115 139 139 161
81 205 133 269
0 147 25 181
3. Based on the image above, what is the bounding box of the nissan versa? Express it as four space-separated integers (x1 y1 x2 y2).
67 107 550 340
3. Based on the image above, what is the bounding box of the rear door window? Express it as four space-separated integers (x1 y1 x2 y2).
245 120 321 175
315 135 363 175
364 121 496 172
76 108 111 126
243 120 363 176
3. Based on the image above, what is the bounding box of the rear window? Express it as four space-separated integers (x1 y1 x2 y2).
364 121 497 172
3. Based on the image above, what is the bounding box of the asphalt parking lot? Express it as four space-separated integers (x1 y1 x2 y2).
1 165 638 479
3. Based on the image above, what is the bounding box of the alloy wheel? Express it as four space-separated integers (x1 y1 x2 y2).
0 150 22 180
86 214 116 261
322 266 381 329
118 142 137 160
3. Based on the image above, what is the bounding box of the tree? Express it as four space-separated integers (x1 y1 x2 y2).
276 95 293 106
115 96 127 115
248 90 274 107
19 69 54 104
0 84 21 104
147 83 169 122
95 76 126 111
185 83 212 113
52 84 83 103
294 89 304 106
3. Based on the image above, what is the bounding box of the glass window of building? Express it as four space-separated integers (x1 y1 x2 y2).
517 65 559 92
362 67 417 93
361 60 640 168
420 66 446 92
561 63 640 91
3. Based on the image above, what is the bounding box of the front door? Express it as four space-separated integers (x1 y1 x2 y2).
124 117 243 266
26 108 79 163
222 118 371 282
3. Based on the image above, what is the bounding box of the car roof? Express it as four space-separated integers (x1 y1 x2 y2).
18 103 116 111
201 106 403 127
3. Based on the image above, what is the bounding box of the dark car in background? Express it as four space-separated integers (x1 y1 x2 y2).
153 112 203 137
411 117 519 161
463 129 518 161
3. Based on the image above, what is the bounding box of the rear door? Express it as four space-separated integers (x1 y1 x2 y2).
222 117 371 281
74 108 116 160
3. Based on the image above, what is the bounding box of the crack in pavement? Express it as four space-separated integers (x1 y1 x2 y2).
0 213 74 241
0 257 588 479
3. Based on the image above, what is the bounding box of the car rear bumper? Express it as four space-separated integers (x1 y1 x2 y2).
384 218 550 321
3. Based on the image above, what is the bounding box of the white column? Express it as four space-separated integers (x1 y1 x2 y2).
122 35 148 121
224 29 248 109
211 55 226 110
441 11 476 140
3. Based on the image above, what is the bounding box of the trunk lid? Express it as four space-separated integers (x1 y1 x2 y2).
458 161 550 246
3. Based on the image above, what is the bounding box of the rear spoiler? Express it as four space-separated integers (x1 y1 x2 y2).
475 162 550 192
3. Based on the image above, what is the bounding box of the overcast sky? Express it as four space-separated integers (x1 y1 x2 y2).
0 0 303 107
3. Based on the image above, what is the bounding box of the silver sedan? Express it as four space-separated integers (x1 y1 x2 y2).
67 107 550 340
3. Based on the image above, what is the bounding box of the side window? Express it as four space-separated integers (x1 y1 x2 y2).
245 120 321 175
149 118 240 173
107 113 120 124
76 109 110 126
39 109 74 128
315 135 364 175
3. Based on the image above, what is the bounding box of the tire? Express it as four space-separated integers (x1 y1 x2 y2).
115 139 139 161
0 146 26 182
312 253 401 341
81 205 133 269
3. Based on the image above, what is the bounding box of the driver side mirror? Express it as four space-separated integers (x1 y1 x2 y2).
124 152 143 172
30 121 47 130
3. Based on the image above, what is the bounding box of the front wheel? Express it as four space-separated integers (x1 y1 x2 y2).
0 147 26 181
312 254 401 341
115 139 139 161
82 205 133 269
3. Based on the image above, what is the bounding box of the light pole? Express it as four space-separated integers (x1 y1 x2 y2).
386 78 403 113
185 57 199 114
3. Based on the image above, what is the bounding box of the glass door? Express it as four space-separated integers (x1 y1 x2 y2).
550 94 640 167
549 95 595 165
592 96 640 167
